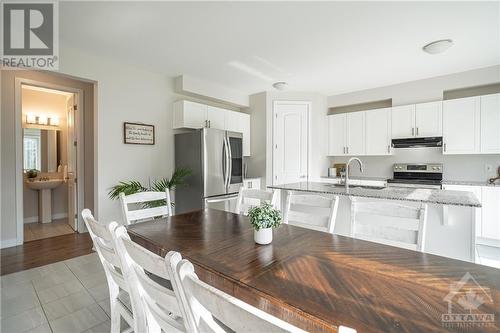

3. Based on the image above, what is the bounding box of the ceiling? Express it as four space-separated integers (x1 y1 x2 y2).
59 1 500 96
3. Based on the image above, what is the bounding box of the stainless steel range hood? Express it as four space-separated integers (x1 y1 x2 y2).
391 136 443 148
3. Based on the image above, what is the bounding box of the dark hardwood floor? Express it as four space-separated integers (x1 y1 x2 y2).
0 233 94 276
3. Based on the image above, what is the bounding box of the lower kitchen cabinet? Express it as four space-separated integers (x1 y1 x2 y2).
443 184 500 242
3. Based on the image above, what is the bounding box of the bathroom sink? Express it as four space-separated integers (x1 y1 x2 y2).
26 179 64 190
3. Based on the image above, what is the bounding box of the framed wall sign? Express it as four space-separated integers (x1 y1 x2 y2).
123 122 155 145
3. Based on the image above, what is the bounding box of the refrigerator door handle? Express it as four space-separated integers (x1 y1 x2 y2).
227 136 232 188
222 137 227 188
224 136 230 189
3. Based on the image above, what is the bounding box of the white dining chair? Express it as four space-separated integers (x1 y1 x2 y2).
235 187 278 215
112 224 187 333
350 198 428 252
283 193 340 234
81 209 136 333
120 190 172 225
170 252 307 333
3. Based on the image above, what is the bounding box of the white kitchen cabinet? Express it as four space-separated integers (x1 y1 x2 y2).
391 101 442 139
481 187 500 241
173 101 251 156
206 106 226 130
391 105 415 139
415 101 442 137
443 184 482 237
365 107 391 155
443 97 481 154
173 100 207 129
243 178 261 190
346 112 365 155
327 113 347 156
480 93 500 154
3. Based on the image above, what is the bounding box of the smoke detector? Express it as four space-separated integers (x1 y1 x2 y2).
422 39 454 54
272 82 288 90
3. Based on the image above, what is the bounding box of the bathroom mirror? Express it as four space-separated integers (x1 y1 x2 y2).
23 128 62 172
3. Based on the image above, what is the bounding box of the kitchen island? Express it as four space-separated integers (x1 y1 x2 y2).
269 181 482 262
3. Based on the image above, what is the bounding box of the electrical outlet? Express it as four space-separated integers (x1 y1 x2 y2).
486 164 493 172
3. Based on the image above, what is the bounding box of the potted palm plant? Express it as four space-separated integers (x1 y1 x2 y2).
108 167 191 208
248 202 282 245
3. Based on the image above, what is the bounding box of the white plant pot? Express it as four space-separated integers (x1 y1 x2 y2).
254 227 272 245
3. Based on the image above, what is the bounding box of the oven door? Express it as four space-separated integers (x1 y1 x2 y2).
226 131 244 194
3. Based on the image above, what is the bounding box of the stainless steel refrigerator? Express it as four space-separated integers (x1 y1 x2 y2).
174 128 243 214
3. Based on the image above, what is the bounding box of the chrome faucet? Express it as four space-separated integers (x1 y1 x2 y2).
345 157 364 190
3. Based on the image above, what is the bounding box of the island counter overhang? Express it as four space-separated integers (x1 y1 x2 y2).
269 181 481 263
268 181 481 208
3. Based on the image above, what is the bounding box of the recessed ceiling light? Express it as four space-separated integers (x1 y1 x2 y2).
422 39 454 54
272 82 288 90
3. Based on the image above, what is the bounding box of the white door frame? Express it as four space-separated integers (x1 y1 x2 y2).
14 78 85 245
272 100 311 186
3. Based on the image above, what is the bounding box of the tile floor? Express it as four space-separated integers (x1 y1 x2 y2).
24 219 75 242
1 253 112 333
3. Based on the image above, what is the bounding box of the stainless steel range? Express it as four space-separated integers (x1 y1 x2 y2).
387 163 443 189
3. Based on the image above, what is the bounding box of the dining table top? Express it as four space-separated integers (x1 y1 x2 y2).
127 208 500 333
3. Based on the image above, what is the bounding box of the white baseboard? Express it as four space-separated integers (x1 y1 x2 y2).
1 238 18 249
24 213 68 224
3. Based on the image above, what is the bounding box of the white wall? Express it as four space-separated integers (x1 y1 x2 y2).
327 66 500 182
58 46 179 223
328 65 500 107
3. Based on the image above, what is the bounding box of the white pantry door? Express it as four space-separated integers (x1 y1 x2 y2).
273 101 309 185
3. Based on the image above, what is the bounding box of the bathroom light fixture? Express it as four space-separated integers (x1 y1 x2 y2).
272 81 288 90
26 113 37 124
50 116 59 126
38 115 48 125
422 39 454 54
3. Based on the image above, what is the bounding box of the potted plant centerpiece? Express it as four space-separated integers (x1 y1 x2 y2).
248 202 282 245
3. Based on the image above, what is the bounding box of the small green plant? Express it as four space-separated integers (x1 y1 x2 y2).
108 167 191 208
248 202 282 231
26 169 38 179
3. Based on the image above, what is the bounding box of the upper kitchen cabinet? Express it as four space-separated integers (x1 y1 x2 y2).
346 111 365 155
391 105 415 139
391 101 442 139
443 96 481 154
206 106 226 130
365 107 391 155
173 100 251 156
415 101 442 137
327 113 347 156
173 100 208 129
327 112 365 156
480 93 500 154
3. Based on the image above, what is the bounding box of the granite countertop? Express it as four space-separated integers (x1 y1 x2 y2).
268 182 481 208
321 176 499 187
442 180 499 187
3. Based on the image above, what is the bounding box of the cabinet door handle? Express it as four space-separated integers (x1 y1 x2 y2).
416 127 419 136
387 145 390 153
205 120 208 128
343 147 345 154
208 120 211 128
412 127 415 136
444 143 447 152
346 147 349 154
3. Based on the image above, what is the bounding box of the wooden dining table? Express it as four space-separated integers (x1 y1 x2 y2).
127 209 500 333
